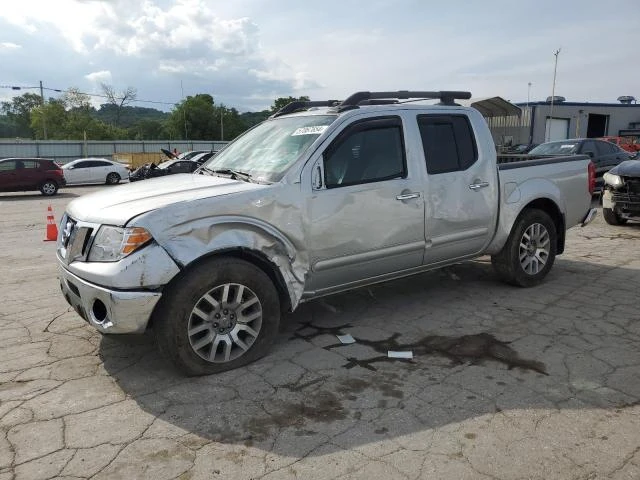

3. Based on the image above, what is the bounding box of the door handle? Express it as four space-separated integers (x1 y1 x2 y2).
469 181 490 191
396 192 421 200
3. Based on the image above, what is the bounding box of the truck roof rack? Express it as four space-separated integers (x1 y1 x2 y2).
340 90 472 109
271 100 340 117
271 90 472 117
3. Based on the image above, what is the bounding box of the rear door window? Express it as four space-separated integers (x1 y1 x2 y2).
22 160 39 169
417 115 478 174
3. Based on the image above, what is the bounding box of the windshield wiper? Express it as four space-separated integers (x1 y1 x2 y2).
199 167 254 182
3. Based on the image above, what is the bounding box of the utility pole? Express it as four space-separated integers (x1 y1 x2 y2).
527 82 532 108
180 80 188 140
545 48 561 142
39 80 47 140
220 108 224 141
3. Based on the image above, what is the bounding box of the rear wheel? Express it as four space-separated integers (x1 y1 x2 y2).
154 257 280 376
106 172 121 185
40 180 58 196
492 208 557 287
603 207 627 225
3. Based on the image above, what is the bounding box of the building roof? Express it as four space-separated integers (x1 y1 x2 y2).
458 97 522 117
518 101 640 108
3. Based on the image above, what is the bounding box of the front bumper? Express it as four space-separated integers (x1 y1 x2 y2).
603 188 640 219
59 264 161 334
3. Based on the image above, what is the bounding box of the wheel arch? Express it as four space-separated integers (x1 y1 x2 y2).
148 247 294 331
519 198 566 254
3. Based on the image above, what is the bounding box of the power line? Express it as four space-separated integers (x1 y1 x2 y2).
1 84 178 106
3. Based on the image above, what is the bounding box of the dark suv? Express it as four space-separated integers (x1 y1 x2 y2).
0 158 66 196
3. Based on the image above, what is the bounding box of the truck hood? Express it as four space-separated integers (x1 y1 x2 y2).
609 160 640 178
66 173 267 226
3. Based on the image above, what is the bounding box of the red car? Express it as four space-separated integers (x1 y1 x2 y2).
0 157 66 196
598 136 640 155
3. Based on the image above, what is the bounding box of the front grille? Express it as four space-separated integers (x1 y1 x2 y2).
58 214 98 264
624 178 640 194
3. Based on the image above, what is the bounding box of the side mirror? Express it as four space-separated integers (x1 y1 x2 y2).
584 151 595 158
312 164 323 190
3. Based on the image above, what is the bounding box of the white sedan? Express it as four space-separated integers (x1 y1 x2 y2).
62 158 130 185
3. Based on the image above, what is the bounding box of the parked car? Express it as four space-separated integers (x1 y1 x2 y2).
161 149 215 161
57 90 596 375
601 159 640 225
504 143 538 154
0 157 65 195
129 152 216 182
598 136 640 157
529 138 629 191
62 158 130 185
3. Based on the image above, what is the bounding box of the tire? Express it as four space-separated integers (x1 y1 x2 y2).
106 172 121 185
40 180 58 196
154 257 280 376
603 207 627 225
491 208 557 287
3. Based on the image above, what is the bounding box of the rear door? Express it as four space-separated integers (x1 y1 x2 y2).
19 160 43 188
89 160 111 183
417 113 499 264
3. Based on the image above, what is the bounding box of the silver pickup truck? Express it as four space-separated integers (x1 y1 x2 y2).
57 90 597 375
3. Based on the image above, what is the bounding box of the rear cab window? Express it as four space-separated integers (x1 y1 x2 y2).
417 114 478 174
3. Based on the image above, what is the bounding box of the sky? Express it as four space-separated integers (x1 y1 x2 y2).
1 0 638 112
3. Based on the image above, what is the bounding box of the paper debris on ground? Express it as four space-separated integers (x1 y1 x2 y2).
337 334 356 344
388 351 413 359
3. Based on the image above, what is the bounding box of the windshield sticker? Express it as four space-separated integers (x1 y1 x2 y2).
560 144 576 149
291 126 328 136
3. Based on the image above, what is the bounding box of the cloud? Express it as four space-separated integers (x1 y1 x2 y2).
0 0 311 105
0 42 21 51
84 70 112 84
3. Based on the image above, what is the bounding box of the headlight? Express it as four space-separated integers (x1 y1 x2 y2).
603 172 623 187
88 226 152 262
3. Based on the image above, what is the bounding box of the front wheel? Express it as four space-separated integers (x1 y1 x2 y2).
106 172 121 185
491 208 557 287
40 180 58 196
603 207 627 226
154 257 280 376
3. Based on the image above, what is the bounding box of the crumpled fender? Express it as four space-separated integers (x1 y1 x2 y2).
139 214 308 310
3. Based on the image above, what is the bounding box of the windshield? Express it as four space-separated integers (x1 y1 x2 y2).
529 141 579 155
201 115 336 182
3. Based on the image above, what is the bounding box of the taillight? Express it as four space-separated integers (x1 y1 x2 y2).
588 161 596 195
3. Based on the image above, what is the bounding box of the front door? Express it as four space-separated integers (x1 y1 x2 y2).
305 115 426 293
416 114 498 264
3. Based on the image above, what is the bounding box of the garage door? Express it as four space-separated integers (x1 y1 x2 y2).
545 118 569 141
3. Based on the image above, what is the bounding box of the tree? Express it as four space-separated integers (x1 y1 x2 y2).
128 119 167 140
30 100 67 139
100 84 137 127
166 94 217 140
271 96 310 113
29 89 128 140
0 92 42 138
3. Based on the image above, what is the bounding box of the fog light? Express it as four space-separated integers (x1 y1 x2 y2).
92 299 108 323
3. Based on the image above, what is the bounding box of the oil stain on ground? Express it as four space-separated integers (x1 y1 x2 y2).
293 323 547 375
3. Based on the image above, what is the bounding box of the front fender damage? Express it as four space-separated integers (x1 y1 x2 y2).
150 216 308 310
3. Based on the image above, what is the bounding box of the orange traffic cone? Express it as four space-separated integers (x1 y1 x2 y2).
44 205 58 242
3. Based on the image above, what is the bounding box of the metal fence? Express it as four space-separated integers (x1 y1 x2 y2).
486 106 532 147
0 140 229 164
